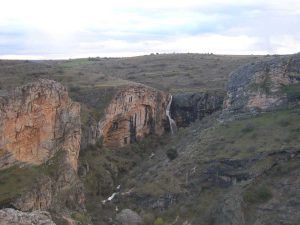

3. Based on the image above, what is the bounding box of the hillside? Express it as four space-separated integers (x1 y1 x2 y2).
0 54 264 94
0 53 299 225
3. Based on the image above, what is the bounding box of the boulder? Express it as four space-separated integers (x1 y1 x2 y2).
0 208 56 225
116 209 142 225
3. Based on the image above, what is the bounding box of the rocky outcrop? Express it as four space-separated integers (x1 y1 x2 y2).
116 209 142 225
170 92 223 127
81 116 99 149
0 80 85 224
0 79 81 170
99 84 170 148
0 208 56 225
224 54 300 113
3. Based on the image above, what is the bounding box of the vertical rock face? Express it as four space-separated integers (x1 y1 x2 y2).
224 54 300 113
0 80 85 223
0 79 81 170
99 84 170 148
81 116 99 150
170 92 224 127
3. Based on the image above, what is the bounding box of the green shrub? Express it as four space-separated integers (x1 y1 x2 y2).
154 217 165 225
71 212 89 224
282 83 300 101
166 148 178 160
142 213 155 225
278 118 291 127
243 184 272 204
241 123 255 133
69 85 81 92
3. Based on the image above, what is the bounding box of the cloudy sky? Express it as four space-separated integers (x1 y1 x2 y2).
0 0 300 59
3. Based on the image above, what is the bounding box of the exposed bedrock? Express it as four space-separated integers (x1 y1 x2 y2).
224 54 300 113
0 79 86 224
170 92 224 127
0 79 81 170
98 84 170 148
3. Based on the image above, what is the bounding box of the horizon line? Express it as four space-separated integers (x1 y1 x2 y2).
0 52 298 61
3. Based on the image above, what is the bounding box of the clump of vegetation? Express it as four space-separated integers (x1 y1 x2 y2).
243 184 273 204
282 83 300 101
241 122 255 133
277 118 291 127
166 147 178 160
0 150 66 207
154 217 165 225
0 165 40 206
71 212 90 224
142 213 155 225
69 85 81 92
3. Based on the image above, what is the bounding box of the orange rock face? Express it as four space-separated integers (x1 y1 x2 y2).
99 84 170 148
0 79 81 170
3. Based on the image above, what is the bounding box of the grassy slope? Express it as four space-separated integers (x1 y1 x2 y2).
0 54 264 95
0 151 63 207
77 107 300 224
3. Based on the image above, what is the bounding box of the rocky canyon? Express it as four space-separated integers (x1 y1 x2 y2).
0 53 299 225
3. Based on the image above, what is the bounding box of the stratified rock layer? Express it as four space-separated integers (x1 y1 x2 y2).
99 84 170 148
170 92 223 127
224 54 300 113
0 79 81 170
0 208 56 225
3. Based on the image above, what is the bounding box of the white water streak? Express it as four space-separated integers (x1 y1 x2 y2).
166 95 177 134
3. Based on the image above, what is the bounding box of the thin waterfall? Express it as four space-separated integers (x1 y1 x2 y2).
166 95 177 134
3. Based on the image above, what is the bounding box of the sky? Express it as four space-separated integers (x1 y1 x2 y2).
0 0 300 59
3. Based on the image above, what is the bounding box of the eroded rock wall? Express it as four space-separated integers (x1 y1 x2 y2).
0 79 85 223
224 54 300 113
99 84 170 148
0 79 81 170
170 92 224 127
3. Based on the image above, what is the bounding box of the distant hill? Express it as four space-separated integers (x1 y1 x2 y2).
0 53 267 95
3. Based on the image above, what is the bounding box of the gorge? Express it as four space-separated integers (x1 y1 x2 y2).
0 53 299 225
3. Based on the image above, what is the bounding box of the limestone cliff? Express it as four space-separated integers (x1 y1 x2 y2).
224 54 300 113
170 92 223 127
0 80 85 224
0 79 81 170
99 84 170 148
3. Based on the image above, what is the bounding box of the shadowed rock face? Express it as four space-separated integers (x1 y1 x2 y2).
99 84 170 148
224 54 300 113
170 92 223 127
0 79 81 170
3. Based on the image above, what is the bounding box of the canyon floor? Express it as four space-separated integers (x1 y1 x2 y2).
0 53 299 225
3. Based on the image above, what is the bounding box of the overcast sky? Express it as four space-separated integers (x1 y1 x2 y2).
0 0 300 59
